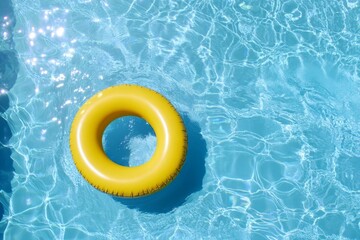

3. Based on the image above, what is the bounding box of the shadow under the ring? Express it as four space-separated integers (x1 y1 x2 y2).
103 114 207 213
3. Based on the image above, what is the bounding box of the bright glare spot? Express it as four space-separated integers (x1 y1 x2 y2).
347 1 358 9
74 87 85 93
51 73 66 82
29 32 36 39
64 48 75 58
56 27 64 37
52 117 57 121
71 68 81 77
81 73 90 80
0 89 8 95
31 58 37 66
30 41 34 46
49 59 60 65
4 16 8 20
58 74 65 80
63 100 72 106
38 28 44 34
35 87 40 94
239 2 252 10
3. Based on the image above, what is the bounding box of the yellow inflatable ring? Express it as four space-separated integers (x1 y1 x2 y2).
70 85 187 197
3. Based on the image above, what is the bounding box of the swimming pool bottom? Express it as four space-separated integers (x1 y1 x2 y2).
2 0 360 239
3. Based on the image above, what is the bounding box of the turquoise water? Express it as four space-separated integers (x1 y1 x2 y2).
1 0 360 239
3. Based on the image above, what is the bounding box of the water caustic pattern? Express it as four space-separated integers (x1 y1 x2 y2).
1 0 360 239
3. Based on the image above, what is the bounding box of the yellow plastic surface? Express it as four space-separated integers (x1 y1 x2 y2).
69 85 187 197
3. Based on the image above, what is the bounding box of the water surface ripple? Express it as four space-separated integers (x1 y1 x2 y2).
1 0 360 239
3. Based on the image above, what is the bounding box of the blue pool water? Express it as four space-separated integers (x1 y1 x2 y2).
1 0 360 239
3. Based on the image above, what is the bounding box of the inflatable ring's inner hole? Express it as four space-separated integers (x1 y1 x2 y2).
101 116 157 167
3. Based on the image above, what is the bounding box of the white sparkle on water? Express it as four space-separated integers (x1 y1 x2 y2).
55 27 64 37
